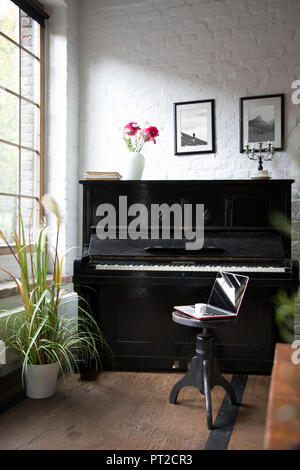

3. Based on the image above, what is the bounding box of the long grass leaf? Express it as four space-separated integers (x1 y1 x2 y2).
36 229 43 300
43 233 48 290
28 205 36 296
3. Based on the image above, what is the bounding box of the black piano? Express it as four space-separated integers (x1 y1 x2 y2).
73 179 299 374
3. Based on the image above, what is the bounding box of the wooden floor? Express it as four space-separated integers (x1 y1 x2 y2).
0 372 270 450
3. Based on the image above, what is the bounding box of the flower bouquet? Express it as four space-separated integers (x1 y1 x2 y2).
123 122 159 152
122 122 159 179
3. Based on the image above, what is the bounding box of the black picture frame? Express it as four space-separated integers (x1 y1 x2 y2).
239 94 284 153
174 99 215 155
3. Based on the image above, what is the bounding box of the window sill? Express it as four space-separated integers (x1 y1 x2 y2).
0 245 33 255
0 275 73 300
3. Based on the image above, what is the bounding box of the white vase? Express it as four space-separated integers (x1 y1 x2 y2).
122 152 145 180
25 362 59 399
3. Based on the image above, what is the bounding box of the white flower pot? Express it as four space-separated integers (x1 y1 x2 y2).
122 152 145 180
25 362 59 399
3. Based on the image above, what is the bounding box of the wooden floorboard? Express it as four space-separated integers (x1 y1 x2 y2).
0 371 269 450
228 375 271 450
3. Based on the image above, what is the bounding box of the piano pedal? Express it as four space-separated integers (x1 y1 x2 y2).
172 360 180 369
172 360 191 370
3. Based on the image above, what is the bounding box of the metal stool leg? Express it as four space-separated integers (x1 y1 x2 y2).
169 332 215 429
169 320 238 431
203 359 213 430
169 330 238 429
213 366 237 405
169 356 204 404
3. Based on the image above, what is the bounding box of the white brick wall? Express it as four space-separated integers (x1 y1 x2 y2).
78 0 300 187
77 0 300 336
44 0 79 275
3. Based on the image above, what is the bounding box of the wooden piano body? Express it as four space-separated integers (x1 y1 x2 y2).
73 180 299 374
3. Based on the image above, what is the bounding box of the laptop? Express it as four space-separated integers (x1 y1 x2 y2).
174 272 249 320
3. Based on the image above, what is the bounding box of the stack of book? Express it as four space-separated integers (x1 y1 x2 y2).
84 171 122 180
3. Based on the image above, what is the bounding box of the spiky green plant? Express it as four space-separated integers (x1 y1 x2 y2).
0 195 109 384
270 209 300 344
268 155 300 432
272 289 296 344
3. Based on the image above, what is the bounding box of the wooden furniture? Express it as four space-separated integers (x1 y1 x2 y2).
73 179 299 374
169 311 237 430
264 343 300 450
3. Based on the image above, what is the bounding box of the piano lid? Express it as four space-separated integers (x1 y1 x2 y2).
87 231 285 260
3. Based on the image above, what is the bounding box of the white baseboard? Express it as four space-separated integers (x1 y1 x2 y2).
0 340 5 365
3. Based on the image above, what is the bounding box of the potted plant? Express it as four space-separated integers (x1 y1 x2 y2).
0 195 108 399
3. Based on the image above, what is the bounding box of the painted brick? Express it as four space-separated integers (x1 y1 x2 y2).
278 10 300 22
248 1 268 13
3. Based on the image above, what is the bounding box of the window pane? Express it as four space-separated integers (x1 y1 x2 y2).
0 34 19 93
0 195 18 246
21 99 39 150
20 10 40 58
0 0 19 43
0 88 19 143
21 49 40 102
0 142 18 194
0 3 42 253
20 149 37 197
20 196 37 244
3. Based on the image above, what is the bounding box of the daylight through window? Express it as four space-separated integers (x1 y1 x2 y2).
0 0 44 249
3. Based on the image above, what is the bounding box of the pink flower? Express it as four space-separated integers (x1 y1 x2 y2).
148 126 159 138
141 126 159 143
122 121 159 152
123 122 141 136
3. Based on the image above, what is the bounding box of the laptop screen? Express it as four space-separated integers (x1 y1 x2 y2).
207 272 249 315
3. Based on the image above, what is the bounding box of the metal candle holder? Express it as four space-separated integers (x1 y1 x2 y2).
245 142 275 171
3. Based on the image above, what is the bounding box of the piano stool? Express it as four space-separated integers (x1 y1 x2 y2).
169 311 238 430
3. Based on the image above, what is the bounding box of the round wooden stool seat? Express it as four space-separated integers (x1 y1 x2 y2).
172 310 237 329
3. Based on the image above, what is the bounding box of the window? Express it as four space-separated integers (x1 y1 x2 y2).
0 0 46 250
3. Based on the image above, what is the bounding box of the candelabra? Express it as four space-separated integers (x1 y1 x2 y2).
245 142 275 179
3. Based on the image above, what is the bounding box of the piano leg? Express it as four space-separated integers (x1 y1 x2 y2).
75 285 102 381
74 357 99 381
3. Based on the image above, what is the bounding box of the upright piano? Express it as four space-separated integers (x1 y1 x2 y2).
73 179 299 374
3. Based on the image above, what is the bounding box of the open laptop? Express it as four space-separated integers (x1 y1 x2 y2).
174 272 249 320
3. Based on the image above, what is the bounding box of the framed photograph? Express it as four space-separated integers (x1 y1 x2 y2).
174 99 215 155
240 94 284 153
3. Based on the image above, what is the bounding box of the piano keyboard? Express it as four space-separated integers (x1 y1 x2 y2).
95 263 286 273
